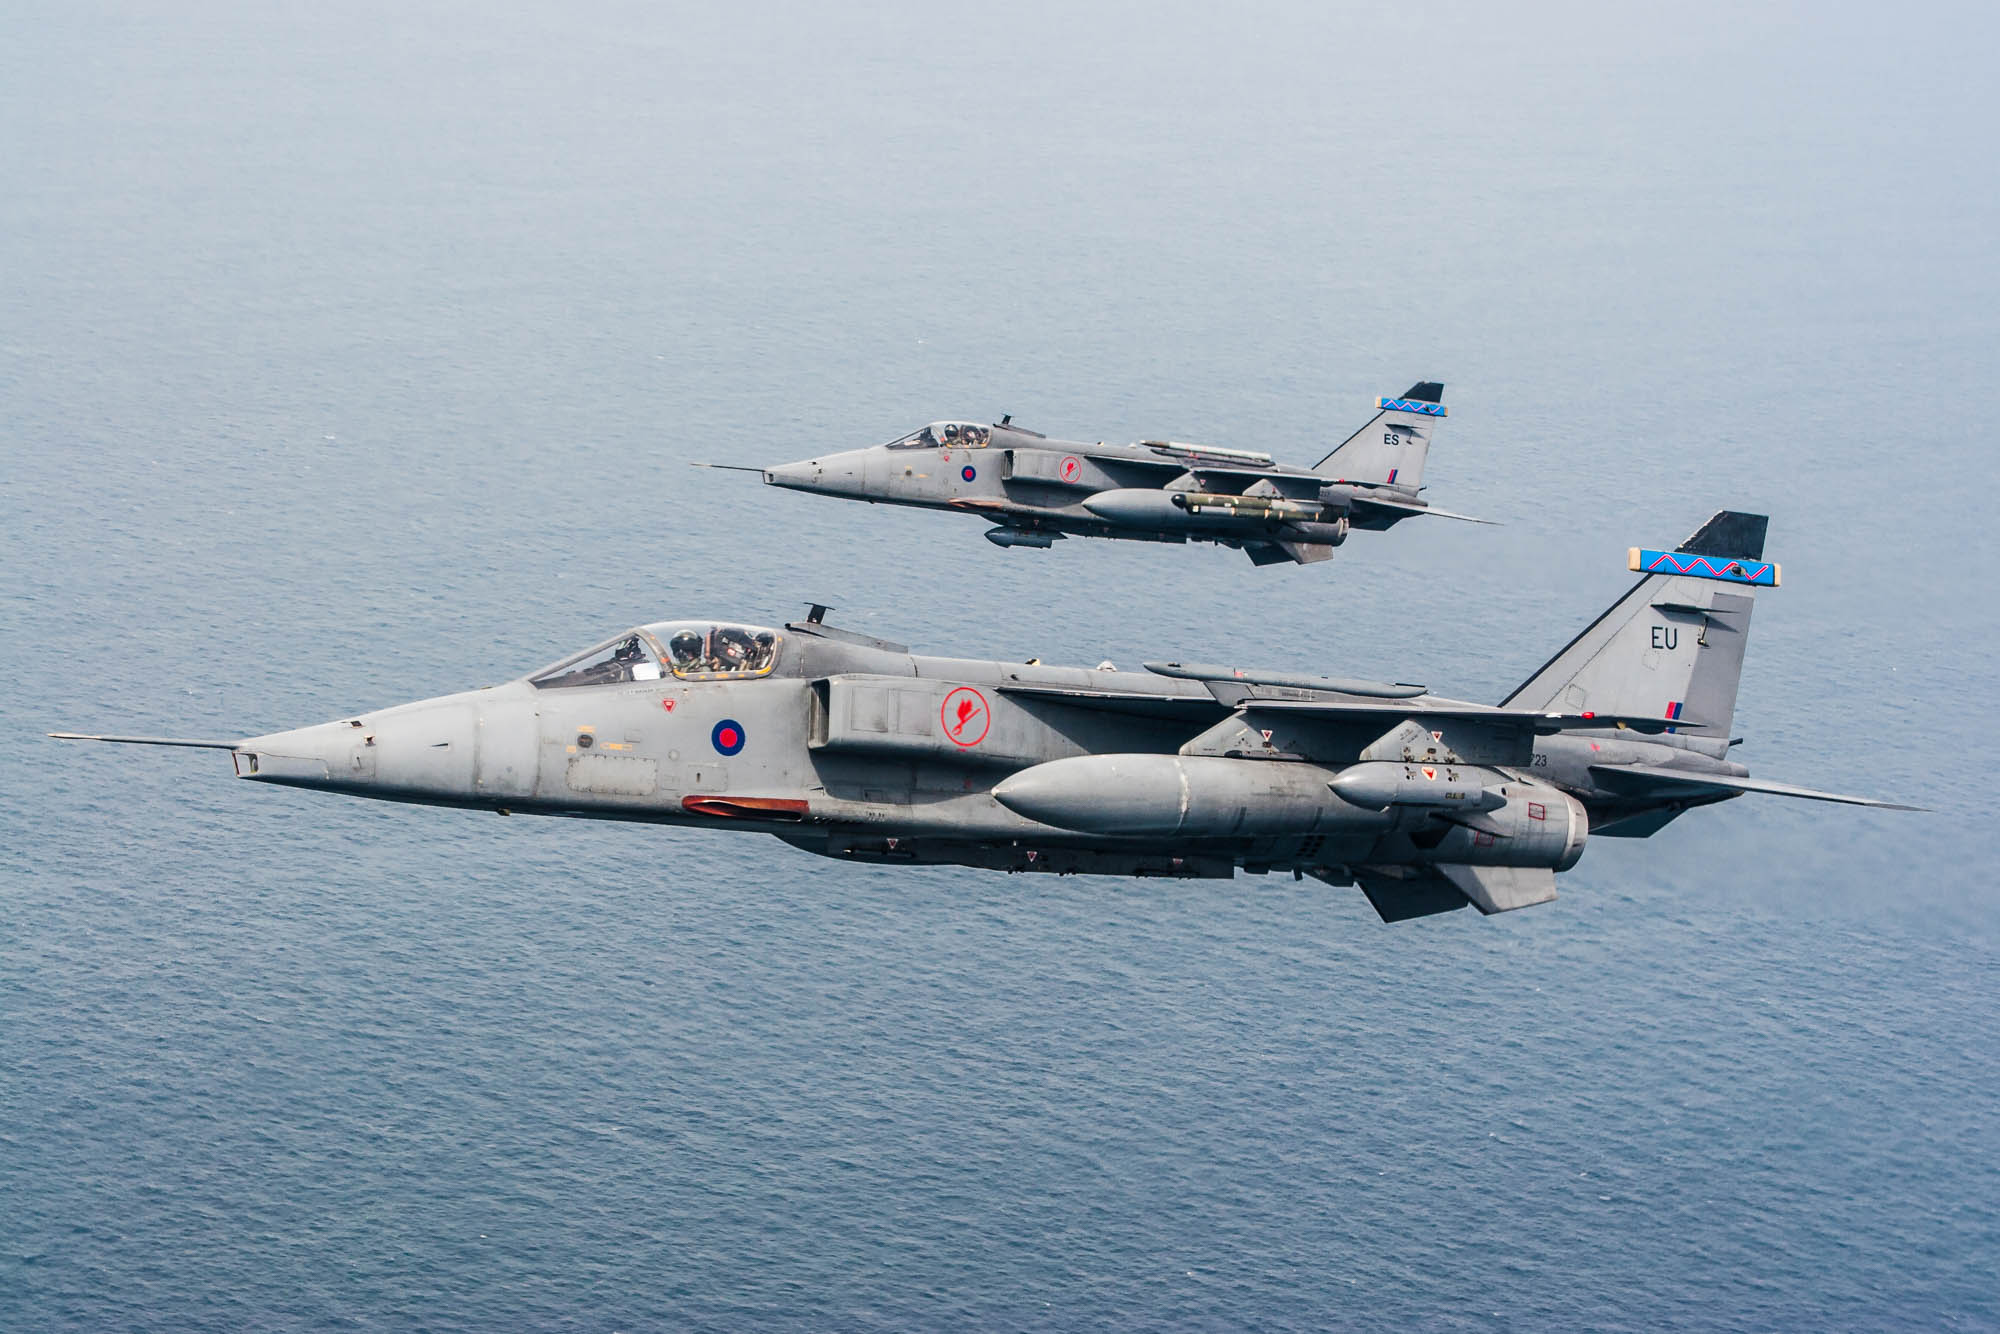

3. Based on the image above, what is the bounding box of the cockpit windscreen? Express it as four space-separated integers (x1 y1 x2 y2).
531 633 663 689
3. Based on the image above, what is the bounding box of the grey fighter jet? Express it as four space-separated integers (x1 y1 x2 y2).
53 512 1910 923
722 382 1486 565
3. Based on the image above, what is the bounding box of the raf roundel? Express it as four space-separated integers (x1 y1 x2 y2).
961 464 977 482
711 719 746 756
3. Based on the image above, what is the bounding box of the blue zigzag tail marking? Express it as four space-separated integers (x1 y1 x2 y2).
1375 397 1448 416
1627 548 1780 586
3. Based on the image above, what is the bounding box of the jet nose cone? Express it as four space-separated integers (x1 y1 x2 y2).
235 718 370 786
763 449 873 498
235 693 484 796
762 459 818 489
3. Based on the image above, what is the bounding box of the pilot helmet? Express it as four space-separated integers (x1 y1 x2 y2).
668 629 705 663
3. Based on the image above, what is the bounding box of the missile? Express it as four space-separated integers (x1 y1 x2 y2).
1082 489 1344 540
1170 491 1323 523
993 754 1392 838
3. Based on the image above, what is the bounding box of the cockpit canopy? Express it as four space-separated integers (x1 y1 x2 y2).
648 620 782 680
885 421 990 450
530 622 783 689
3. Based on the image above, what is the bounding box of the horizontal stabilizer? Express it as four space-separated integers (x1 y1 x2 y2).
1589 763 1922 810
48 732 241 749
1355 496 1495 524
1438 864 1558 915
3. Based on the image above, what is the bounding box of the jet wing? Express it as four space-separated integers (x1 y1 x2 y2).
1240 700 1692 734
1588 763 1922 810
1182 463 1325 483
1186 465 1331 497
1183 702 1687 767
1069 451 1190 475
1072 453 1328 487
995 683 1229 723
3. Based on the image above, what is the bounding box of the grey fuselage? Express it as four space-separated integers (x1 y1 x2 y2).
756 408 1454 565
229 616 1741 886
763 424 1367 541
64 511 1896 921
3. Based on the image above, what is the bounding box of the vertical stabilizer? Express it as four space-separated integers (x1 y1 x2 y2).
1312 382 1445 491
1500 512 1772 742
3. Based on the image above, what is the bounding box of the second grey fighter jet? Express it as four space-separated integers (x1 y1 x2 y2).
727 382 1486 565
53 512 1911 923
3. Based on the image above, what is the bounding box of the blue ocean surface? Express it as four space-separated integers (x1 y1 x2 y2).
3 3 1996 1328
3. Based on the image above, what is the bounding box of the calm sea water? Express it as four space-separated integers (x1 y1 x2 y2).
4 3 1996 1329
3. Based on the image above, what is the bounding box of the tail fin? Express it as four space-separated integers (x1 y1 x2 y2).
1500 511 1776 743
1311 381 1446 491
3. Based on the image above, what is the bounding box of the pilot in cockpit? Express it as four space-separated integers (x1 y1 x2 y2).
711 626 756 673
668 628 707 676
